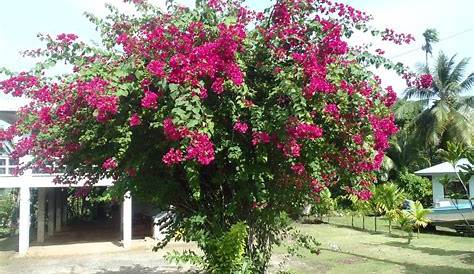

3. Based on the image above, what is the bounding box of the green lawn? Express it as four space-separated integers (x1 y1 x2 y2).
273 222 474 274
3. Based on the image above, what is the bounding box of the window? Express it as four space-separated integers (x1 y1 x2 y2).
0 156 19 176
0 158 7 175
444 180 469 199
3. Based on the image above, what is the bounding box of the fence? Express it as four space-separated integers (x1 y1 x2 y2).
324 213 406 237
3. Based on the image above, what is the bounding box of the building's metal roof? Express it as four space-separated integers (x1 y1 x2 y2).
414 158 473 176
0 111 18 125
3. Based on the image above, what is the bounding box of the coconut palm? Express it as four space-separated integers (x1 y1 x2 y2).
376 183 405 234
421 28 439 68
405 52 474 156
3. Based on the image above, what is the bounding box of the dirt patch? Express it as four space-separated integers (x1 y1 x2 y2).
338 256 368 265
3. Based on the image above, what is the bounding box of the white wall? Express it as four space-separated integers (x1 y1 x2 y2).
432 175 444 205
432 175 474 207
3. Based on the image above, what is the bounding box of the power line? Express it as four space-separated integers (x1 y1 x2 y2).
390 27 474 59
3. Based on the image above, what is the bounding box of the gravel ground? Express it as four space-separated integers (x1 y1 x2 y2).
0 237 197 274
0 249 195 274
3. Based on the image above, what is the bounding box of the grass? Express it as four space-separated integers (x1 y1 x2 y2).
273 221 474 274
1 215 473 273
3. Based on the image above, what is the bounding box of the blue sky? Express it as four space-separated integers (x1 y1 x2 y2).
1 0 473 109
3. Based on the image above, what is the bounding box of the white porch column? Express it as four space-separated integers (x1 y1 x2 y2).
36 188 46 243
432 176 444 206
47 189 55 237
469 176 474 200
55 189 62 232
122 191 132 249
19 187 31 256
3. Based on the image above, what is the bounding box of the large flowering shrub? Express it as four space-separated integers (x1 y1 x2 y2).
0 0 413 272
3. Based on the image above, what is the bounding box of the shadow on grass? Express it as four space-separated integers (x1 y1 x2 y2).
321 248 473 274
327 223 407 239
382 241 474 265
93 265 194 274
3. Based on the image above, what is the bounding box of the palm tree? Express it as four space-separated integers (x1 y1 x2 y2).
397 210 414 244
376 183 405 234
421 28 439 68
409 201 431 238
397 201 431 243
405 52 474 159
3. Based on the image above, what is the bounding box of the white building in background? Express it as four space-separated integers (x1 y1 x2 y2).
0 110 132 256
415 159 474 208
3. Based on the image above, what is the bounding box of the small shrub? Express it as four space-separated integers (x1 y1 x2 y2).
396 172 432 207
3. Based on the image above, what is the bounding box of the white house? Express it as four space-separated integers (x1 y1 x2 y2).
0 110 134 256
415 158 474 208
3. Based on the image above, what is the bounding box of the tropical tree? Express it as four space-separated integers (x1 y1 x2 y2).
421 28 439 68
409 201 431 238
397 200 431 243
376 183 405 234
397 210 414 243
405 52 474 159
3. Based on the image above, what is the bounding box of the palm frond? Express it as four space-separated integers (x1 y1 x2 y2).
435 52 454 88
459 72 474 91
448 57 470 86
393 99 427 120
404 87 436 100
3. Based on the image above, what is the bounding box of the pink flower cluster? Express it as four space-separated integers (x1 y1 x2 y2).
56 33 78 45
125 20 246 98
141 91 159 109
324 103 340 119
369 115 398 151
417 74 433 89
380 28 415 45
77 78 119 122
281 139 301 157
0 73 38 97
233 121 249 133
252 131 271 146
382 86 397 107
186 133 215 165
291 163 305 175
346 187 372 201
310 179 324 194
38 107 52 125
272 3 291 25
147 60 166 78
289 123 324 140
129 113 141 126
162 148 184 166
163 118 186 141
56 103 72 121
320 22 348 56
317 0 371 24
9 135 36 160
102 158 118 170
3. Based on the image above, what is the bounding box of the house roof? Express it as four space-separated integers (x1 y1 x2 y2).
0 111 18 125
414 158 473 176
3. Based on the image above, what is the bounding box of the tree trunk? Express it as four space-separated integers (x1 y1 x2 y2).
351 215 354 228
374 216 377 232
362 215 365 230
389 219 392 234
